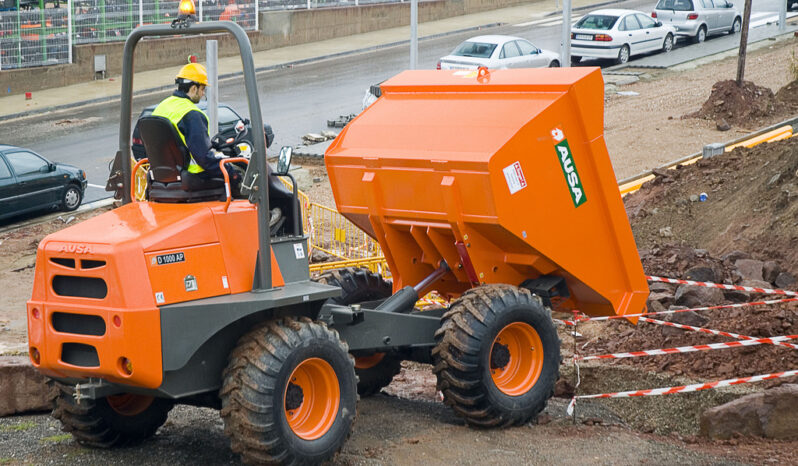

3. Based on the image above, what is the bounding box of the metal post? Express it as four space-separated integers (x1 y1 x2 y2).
410 0 417 69
307 0 310 9
207 39 218 134
254 0 259 31
561 0 571 67
138 0 143 27
199 0 203 22
67 0 72 63
779 0 786 32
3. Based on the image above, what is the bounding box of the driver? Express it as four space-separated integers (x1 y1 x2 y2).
152 62 243 194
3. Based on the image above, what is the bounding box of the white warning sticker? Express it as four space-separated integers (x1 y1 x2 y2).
503 161 527 194
155 292 165 304
294 243 306 259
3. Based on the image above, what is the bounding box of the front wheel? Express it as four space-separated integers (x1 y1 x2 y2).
61 185 82 211
52 382 173 447
432 284 560 427
662 34 674 53
220 317 357 465
616 45 630 65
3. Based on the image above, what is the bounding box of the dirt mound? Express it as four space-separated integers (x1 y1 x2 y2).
683 80 784 127
625 136 798 275
775 79 798 108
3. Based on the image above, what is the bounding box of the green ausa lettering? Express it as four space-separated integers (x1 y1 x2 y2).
551 128 586 208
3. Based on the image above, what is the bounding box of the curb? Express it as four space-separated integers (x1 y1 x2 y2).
0 197 115 236
0 21 504 122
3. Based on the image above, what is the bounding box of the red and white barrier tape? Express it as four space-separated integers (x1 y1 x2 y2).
566 369 798 415
641 317 798 350
565 297 798 325
646 275 798 297
576 334 798 361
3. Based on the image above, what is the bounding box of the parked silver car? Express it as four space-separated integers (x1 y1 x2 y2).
652 0 741 43
437 35 560 70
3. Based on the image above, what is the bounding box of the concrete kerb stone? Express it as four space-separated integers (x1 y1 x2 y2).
0 356 53 417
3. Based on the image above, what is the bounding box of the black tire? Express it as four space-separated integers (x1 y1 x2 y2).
548 60 560 67
616 44 630 65
730 17 741 34
570 56 581 65
432 284 560 427
61 184 82 212
693 25 707 43
662 33 674 53
220 317 357 465
314 267 401 396
51 381 173 447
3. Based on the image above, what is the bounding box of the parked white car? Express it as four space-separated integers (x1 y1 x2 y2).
437 35 560 70
570 9 677 65
652 0 741 44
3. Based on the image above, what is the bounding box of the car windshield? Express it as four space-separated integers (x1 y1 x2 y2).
574 14 619 30
452 41 497 58
655 0 694 10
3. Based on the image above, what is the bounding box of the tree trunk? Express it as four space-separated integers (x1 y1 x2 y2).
736 0 753 85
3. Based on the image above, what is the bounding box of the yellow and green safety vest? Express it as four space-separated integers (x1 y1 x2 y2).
152 96 210 174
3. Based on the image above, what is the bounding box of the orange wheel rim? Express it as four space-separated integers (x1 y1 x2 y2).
489 322 544 396
354 353 385 369
106 394 154 416
285 358 340 440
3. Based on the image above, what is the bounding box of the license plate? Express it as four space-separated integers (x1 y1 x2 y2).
575 34 593 40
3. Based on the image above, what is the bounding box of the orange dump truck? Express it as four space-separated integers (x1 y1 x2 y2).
326 67 649 319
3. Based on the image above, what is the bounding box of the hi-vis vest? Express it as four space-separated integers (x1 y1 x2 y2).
151 96 210 174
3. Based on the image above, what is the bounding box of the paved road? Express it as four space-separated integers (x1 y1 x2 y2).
0 0 790 208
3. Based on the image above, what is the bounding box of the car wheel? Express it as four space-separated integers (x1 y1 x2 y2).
548 60 560 67
570 55 581 65
662 34 674 53
61 185 82 212
693 26 707 43
616 45 630 65
731 17 741 33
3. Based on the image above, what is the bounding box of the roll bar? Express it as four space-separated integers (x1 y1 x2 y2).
118 21 273 291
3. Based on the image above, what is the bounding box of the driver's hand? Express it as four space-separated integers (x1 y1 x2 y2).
211 149 228 159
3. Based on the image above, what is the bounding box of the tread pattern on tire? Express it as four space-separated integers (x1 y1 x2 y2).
51 380 173 448
219 317 356 465
314 267 401 396
431 284 560 428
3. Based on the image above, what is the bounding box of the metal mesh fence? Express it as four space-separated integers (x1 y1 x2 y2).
1 0 403 70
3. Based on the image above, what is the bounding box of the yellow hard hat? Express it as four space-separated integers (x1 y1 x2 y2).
175 63 208 86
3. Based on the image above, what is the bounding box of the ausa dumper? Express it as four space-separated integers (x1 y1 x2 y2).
26 12 648 464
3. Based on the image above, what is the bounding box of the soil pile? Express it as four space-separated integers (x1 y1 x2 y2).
775 79 798 108
683 80 788 127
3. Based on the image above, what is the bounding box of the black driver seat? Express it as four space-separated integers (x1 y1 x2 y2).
138 116 226 203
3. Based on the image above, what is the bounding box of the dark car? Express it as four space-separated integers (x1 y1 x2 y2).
0 145 87 221
132 102 261 160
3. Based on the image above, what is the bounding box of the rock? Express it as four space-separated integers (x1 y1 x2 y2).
716 118 731 131
649 282 674 293
775 272 796 289
646 299 666 315
722 289 751 303
700 384 798 440
310 248 334 263
647 292 673 308
689 194 699 202
762 261 781 283
735 259 765 281
685 266 717 283
741 279 774 291
673 285 724 308
662 310 710 338
652 168 671 179
0 356 53 416
722 251 751 263
659 226 673 238
767 173 781 186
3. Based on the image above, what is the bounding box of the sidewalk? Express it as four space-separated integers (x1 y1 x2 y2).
0 0 606 121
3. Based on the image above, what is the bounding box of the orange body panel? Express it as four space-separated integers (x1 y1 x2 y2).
27 200 283 389
325 68 648 318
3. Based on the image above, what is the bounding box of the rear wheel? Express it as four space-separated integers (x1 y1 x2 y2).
548 60 560 67
693 25 707 43
432 284 560 427
616 45 630 65
220 317 357 465
570 55 581 65
51 382 173 447
662 34 674 53
314 267 402 396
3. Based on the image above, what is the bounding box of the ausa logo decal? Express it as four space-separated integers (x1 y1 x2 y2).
551 128 586 208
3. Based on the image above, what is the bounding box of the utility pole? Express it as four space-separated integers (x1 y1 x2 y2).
561 0 571 67
779 0 786 32
410 0 418 69
207 40 219 133
735 0 753 85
